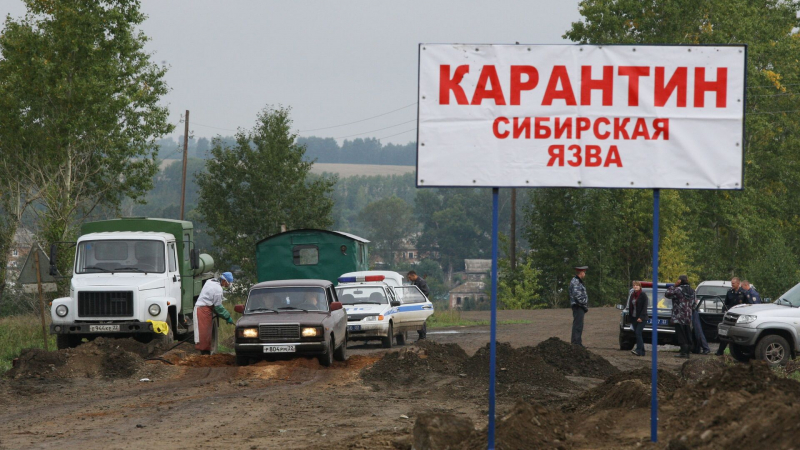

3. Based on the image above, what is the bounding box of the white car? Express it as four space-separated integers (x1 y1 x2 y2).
336 271 434 348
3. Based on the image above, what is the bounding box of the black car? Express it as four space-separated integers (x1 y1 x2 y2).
617 283 678 350
233 279 348 366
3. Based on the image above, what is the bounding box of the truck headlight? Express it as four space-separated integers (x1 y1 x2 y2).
302 327 320 337
56 305 68 317
148 304 161 316
737 315 757 324
239 328 258 338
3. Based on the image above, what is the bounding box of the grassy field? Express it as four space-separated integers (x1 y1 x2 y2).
0 315 56 373
427 309 531 328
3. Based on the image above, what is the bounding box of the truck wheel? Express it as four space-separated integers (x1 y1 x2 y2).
319 337 334 367
56 335 81 350
396 331 407 346
235 354 250 366
618 331 635 350
382 323 394 349
334 333 348 362
730 343 753 363
755 335 790 367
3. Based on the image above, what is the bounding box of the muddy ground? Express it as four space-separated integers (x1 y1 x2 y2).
0 307 795 449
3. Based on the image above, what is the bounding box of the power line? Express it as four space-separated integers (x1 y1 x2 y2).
335 120 417 139
298 102 417 132
192 121 238 132
375 128 417 140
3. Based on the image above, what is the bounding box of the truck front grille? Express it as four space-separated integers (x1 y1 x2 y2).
78 291 134 317
723 313 739 326
259 324 300 340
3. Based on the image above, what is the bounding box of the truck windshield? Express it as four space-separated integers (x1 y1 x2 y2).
335 286 387 305
247 287 329 312
777 282 800 307
75 240 166 274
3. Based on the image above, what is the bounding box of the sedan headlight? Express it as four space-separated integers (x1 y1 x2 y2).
239 328 258 338
55 305 68 317
148 304 161 316
302 327 320 337
737 314 757 325
363 315 384 321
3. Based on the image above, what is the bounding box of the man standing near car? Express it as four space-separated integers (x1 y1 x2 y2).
716 277 749 356
569 266 589 347
742 280 761 304
407 271 430 340
681 275 710 355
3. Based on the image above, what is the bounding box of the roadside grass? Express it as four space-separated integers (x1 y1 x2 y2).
427 309 531 329
0 314 56 374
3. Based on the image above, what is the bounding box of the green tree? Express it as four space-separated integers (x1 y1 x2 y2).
0 0 173 280
196 106 336 286
358 196 415 265
526 0 800 302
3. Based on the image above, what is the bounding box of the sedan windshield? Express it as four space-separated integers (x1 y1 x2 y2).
335 286 387 305
247 287 328 312
75 240 165 274
777 282 800 307
630 289 671 310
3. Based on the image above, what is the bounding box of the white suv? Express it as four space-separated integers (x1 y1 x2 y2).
336 271 433 348
717 282 795 366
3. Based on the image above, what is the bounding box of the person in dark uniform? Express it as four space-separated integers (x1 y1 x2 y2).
716 277 749 356
407 271 430 340
742 280 761 304
569 266 589 346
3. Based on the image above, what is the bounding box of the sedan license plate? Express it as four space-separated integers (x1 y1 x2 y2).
718 327 728 336
89 325 120 332
348 325 362 331
646 319 669 326
263 345 295 354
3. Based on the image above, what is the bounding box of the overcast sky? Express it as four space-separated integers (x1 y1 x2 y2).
2 0 582 145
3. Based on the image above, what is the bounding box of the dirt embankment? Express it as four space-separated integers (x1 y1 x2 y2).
6 337 169 380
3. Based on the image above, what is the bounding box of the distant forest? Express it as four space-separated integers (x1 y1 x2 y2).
156 135 416 166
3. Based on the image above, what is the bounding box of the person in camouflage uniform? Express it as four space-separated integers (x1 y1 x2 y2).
666 278 693 358
569 266 589 346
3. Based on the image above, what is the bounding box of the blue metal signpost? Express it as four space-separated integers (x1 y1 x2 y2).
488 187 499 450
651 189 660 442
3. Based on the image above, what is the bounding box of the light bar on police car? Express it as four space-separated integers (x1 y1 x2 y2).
639 282 675 288
338 275 386 283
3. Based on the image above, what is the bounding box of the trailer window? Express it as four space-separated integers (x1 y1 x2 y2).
293 245 319 266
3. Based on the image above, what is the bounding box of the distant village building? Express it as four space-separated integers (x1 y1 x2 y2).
448 281 486 309
463 259 491 281
369 234 428 267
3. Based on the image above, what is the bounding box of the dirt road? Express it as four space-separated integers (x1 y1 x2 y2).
0 308 745 450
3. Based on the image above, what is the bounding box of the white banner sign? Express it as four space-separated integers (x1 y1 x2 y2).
417 44 746 189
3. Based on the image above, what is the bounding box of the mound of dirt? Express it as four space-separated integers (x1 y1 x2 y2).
414 339 469 375
463 343 576 391
463 400 571 450
7 337 148 379
679 357 728 383
362 340 470 385
562 367 682 413
533 337 619 379
667 361 800 449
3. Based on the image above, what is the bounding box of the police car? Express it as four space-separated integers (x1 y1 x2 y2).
617 282 677 349
336 271 434 348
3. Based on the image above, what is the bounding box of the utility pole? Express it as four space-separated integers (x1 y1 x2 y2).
180 110 190 220
510 188 517 271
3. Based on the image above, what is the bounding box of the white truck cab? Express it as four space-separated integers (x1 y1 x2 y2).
336 271 434 348
49 218 214 349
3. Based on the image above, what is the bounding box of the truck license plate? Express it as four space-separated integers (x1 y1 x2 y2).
263 345 295 353
89 325 120 332
718 328 728 336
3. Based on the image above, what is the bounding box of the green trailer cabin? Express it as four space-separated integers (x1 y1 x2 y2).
256 229 370 284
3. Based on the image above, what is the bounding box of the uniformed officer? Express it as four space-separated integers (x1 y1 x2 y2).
716 277 748 356
569 266 589 347
742 280 761 304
